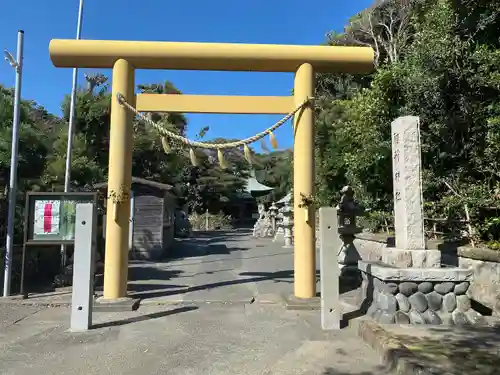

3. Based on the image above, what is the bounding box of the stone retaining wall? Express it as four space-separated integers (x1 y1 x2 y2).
366 277 482 325
358 261 484 325
354 233 500 316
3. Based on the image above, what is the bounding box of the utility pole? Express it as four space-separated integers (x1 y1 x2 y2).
2 30 24 297
61 0 85 268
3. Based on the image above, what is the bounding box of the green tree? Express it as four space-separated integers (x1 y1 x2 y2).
314 0 500 240
137 81 188 136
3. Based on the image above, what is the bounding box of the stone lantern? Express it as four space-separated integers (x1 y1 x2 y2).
269 202 279 234
281 201 294 248
273 210 284 243
336 186 365 271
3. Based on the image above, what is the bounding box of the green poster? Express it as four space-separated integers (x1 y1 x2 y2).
61 200 77 240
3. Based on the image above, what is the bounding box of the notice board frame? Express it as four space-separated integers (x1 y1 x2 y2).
23 191 98 246
19 192 98 296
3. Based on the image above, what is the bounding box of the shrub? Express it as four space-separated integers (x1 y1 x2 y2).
188 211 233 231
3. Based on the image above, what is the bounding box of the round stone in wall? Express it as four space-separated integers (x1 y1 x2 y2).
456 295 471 312
465 309 485 325
454 282 470 295
395 293 411 313
452 310 469 325
378 312 395 324
409 310 425 324
440 313 453 325
418 281 433 294
394 311 410 324
408 292 428 313
423 310 442 325
399 282 418 296
386 283 399 295
434 282 455 295
378 292 398 314
442 293 457 312
426 291 443 311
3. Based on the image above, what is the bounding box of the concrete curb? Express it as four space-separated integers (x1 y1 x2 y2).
0 300 71 308
138 298 255 306
94 297 140 312
353 319 438 375
0 296 260 308
281 293 320 310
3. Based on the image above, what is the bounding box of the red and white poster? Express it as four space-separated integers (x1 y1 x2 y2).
34 200 61 235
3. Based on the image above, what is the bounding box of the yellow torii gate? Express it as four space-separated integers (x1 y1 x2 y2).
49 39 374 302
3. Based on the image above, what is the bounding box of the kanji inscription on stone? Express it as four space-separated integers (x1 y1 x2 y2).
391 116 425 250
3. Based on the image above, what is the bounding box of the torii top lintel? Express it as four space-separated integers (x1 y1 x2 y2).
49 39 374 73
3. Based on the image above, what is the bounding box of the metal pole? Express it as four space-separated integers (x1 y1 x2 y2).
61 0 85 268
3 30 24 297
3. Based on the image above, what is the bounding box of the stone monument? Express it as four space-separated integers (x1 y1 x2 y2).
357 116 484 325
383 116 441 268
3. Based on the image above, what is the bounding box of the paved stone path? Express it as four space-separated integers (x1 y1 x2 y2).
127 230 309 304
0 230 387 375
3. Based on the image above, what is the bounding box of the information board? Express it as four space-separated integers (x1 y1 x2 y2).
25 192 98 245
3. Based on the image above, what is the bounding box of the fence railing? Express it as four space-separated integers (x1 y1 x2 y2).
424 217 470 240
314 209 473 242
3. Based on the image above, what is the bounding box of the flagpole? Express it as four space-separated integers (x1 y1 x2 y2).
2 30 25 297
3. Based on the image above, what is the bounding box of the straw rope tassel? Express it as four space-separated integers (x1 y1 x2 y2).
161 137 170 154
269 131 278 150
217 149 228 169
243 144 253 165
189 148 199 166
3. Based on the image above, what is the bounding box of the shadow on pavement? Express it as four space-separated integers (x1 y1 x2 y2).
322 367 384 375
168 240 251 260
124 231 365 304
169 251 293 267
92 306 198 329
128 266 184 282
133 269 312 300
387 322 500 375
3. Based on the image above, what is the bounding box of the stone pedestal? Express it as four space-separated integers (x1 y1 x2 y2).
382 248 441 268
358 261 485 325
273 226 284 243
283 225 293 248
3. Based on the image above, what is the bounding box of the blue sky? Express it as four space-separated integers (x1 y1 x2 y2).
0 0 371 149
